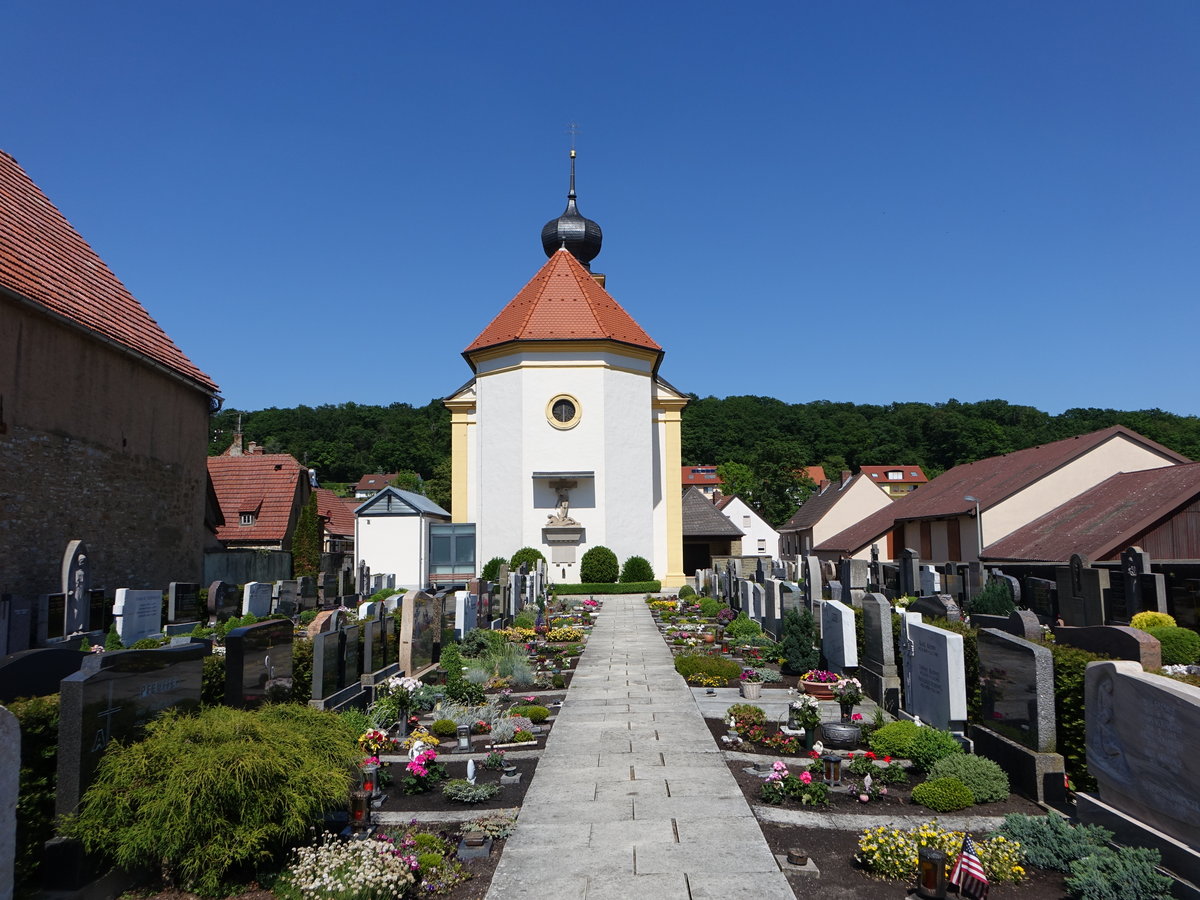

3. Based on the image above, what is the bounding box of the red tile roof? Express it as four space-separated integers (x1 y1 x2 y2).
0 151 218 393
208 453 306 544
354 473 398 492
815 426 1189 554
982 462 1200 562
802 466 826 484
315 487 357 538
859 465 928 485
465 249 660 358
682 466 723 486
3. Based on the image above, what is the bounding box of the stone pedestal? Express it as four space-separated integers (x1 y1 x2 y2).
968 724 1065 804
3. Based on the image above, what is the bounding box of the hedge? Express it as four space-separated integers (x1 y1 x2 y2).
553 581 660 594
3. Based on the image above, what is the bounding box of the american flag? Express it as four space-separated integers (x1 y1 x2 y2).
949 834 989 899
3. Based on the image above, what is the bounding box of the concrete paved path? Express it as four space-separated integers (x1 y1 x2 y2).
486 594 795 900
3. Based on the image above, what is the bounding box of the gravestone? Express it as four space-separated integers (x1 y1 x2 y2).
899 549 920 597
0 648 87 703
61 540 91 635
900 614 967 730
1004 608 1044 642
827 580 843 603
87 589 108 637
167 582 201 624
802 555 822 611
453 590 478 640
1023 576 1057 621
57 644 205 816
778 581 800 616
977 629 1056 752
839 557 868 594
919 566 941 598
320 573 338 604
991 572 1022 609
749 582 765 622
207 581 237 621
908 593 961 623
298 576 318 608
860 593 900 713
820 599 858 674
241 582 272 617
357 560 368 595
311 629 342 699
363 619 386 673
868 544 881 590
398 591 439 676
39 593 67 644
341 624 362 687
1054 625 1161 670
276 580 299 616
358 601 380 621
1 595 34 656
0 704 16 900
1055 555 1107 626
1079 662 1200 876
112 589 163 645
224 619 293 708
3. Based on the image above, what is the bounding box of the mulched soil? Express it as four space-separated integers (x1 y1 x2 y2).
377 757 537 814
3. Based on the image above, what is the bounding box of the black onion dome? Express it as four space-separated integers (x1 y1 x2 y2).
541 150 602 268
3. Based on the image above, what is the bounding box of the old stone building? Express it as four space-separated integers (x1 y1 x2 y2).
0 150 220 598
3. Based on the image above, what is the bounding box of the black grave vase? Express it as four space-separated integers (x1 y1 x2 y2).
839 702 855 723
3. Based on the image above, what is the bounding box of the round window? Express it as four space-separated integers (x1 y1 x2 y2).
546 394 581 429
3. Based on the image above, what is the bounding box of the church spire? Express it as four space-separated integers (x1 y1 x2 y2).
541 139 602 269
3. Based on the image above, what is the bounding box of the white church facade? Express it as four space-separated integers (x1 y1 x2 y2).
445 157 686 587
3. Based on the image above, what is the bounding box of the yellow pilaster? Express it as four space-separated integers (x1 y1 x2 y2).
445 402 473 522
662 406 687 588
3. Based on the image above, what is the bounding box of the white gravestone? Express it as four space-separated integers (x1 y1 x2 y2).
901 614 967 730
820 599 858 674
242 582 273 617
112 589 163 645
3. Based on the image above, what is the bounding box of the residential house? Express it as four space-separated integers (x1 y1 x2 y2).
354 473 399 498
815 426 1188 563
858 465 928 498
315 488 358 555
1 150 220 597
354 486 460 590
682 466 723 498
714 494 779 559
778 471 894 561
207 446 311 552
682 486 744 575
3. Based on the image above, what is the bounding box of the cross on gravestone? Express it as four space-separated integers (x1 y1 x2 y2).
869 543 881 590
62 541 92 634
899 549 921 597
1056 555 1107 626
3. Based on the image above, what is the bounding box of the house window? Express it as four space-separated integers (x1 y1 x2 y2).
757 539 766 553
239 512 256 526
743 515 751 529
546 394 581 430
887 470 903 480
429 523 476 576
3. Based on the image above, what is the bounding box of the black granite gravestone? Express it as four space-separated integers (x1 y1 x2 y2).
168 582 202 623
2 594 34 654
224 619 293 708
1023 576 1057 620
42 593 67 642
363 619 385 673
312 629 342 699
0 647 88 703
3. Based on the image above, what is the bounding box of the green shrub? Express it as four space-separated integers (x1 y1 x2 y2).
442 778 501 803
104 624 123 651
512 608 537 629
779 608 820 676
580 546 619 583
868 720 920 758
290 637 313 704
513 729 535 743
674 652 742 682
9 695 59 894
997 814 1112 871
481 556 506 583
911 776 974 812
725 611 763 640
1066 847 1173 900
969 578 1016 616
678 584 696 600
725 703 766 724
1130 611 1176 631
908 726 963 772
509 704 550 724
430 718 458 737
550 581 661 594
508 547 545 571
928 754 1009 803
63 704 358 896
201 655 225 705
620 555 655 583
461 627 504 659
1046 640 1108 791
445 680 486 705
1145 625 1200 665
698 596 724 618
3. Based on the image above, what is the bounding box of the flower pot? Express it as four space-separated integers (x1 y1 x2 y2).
802 683 836 701
819 722 861 750
741 681 763 699
702 633 716 644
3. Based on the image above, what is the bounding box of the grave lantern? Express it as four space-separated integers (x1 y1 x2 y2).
916 848 948 899
349 790 370 831
359 762 379 796
456 724 471 752
820 754 843 785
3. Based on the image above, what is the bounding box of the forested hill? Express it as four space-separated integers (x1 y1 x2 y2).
208 397 1200 486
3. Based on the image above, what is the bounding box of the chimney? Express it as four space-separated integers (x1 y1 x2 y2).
228 431 243 456
841 470 852 487
247 441 261 454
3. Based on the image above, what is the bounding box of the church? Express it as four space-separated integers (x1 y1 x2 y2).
445 153 687 588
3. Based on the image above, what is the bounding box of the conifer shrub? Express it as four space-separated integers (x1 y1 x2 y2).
63 704 358 896
620 555 655 583
969 578 1016 616
430 718 459 737
779 608 820 675
1046 641 1108 791
508 547 545 571
911 776 974 812
928 754 1009 803
1066 847 1174 900
678 584 696 600
996 814 1112 871
1145 625 1200 665
481 556 506 583
580 546 619 583
868 720 921 758
9 695 59 894
908 726 964 772
1130 611 1176 631
698 597 725 618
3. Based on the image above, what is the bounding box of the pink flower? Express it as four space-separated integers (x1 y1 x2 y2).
800 771 812 784
852 713 863 721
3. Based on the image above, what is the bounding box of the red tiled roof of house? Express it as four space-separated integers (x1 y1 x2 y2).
208 453 306 543
982 462 1200 562
683 466 723 486
315 487 357 538
858 465 928 485
803 466 826 484
465 248 660 357
354 473 398 492
815 426 1189 554
0 151 218 393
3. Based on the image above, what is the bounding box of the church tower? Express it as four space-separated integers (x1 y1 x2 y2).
446 152 687 587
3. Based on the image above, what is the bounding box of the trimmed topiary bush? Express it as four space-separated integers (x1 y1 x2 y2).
580 546 619 583
1130 610 1176 631
928 754 1009 803
674 652 742 682
430 718 458 737
481 556 506 583
698 596 724 618
620 555 655 583
1145 625 1200 665
908 726 964 772
868 720 920 758
509 547 545 571
678 584 696 600
997 814 1112 871
912 776 975 812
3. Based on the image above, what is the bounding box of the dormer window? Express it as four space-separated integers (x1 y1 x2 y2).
887 470 903 480
240 512 256 526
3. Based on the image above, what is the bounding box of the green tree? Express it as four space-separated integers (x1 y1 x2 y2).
291 491 320 577
390 471 423 493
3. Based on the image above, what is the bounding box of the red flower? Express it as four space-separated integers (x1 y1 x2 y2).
883 755 892 763
808 750 820 759
864 751 876 760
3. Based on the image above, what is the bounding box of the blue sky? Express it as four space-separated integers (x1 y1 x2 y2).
5 2 1198 415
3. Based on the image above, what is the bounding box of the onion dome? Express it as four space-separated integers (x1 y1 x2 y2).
540 149 602 269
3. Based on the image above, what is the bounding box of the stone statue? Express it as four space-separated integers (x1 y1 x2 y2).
546 479 579 526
